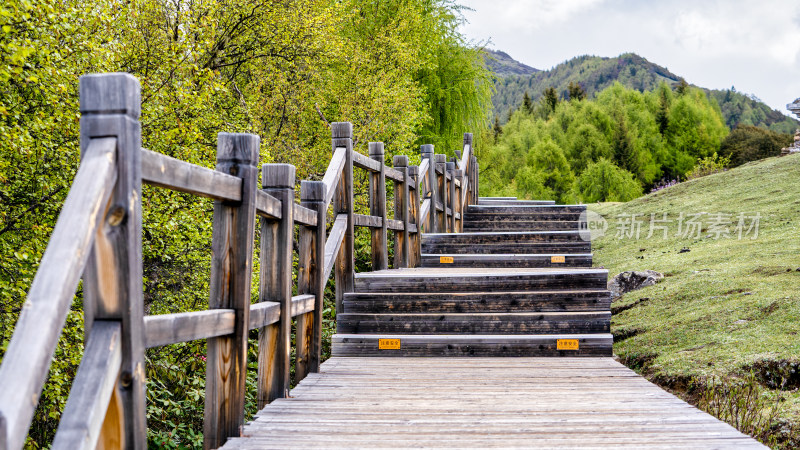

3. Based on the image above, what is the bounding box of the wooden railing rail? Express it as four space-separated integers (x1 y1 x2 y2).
0 72 480 449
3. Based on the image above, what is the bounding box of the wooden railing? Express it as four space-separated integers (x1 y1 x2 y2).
0 73 478 449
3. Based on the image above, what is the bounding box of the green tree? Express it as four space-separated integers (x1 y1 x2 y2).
567 81 586 101
574 158 643 202
522 91 533 113
719 124 793 166
542 86 559 115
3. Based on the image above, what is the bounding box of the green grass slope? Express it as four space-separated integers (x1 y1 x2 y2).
590 154 800 446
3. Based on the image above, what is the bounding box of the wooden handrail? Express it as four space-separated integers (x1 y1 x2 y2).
142 148 242 201
0 72 481 449
0 136 117 450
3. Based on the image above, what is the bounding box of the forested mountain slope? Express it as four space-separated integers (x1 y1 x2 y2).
488 52 799 133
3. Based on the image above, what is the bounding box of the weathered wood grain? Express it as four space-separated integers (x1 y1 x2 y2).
420 145 436 233
352 150 381 173
0 137 117 450
145 309 236 347
420 253 593 268
292 203 316 226
368 142 388 271
322 146 346 207
392 155 409 268
52 321 122 450
257 164 295 409
407 165 421 267
341 290 611 313
255 190 281 220
249 302 280 330
353 213 383 228
301 180 327 372
142 148 242 201
331 122 354 316
324 214 347 281
204 133 259 448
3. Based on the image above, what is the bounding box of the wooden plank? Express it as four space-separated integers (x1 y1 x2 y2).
255 190 282 220
352 150 381 173
385 167 404 182
79 73 147 448
257 164 295 408
322 146 346 207
145 310 236 347
295 222 314 382
407 165 421 267
420 145 436 233
417 159 429 192
341 290 611 313
52 321 122 450
354 213 383 228
293 203 317 226
142 148 242 201
419 198 431 229
392 155 409 268
331 122 354 316
204 133 259 448
323 214 347 281
368 143 388 271
249 302 280 330
0 137 117 450
291 294 315 317
435 154 447 232
300 181 327 373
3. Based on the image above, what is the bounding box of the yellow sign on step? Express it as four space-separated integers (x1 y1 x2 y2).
379 339 401 350
557 339 579 350
551 255 566 263
440 256 454 264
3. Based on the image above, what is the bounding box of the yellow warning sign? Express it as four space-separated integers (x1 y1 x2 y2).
557 339 579 350
378 338 401 350
550 255 566 263
439 256 454 264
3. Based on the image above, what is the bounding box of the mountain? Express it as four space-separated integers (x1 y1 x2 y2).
489 52 799 134
482 49 539 76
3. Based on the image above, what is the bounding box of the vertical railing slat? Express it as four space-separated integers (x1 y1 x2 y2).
408 165 421 267
392 156 410 268
420 145 436 233
301 181 327 372
78 73 147 449
204 133 259 449
369 143 388 270
331 123 354 315
257 164 295 407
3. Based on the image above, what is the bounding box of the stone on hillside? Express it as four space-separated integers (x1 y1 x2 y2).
608 270 664 300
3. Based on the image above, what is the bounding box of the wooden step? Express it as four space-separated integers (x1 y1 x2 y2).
331 334 613 357
337 312 611 334
422 232 590 254
478 196 517 201
466 205 586 215
420 253 592 268
463 220 583 231
463 212 583 221
477 200 556 206
354 268 608 293
341 290 611 313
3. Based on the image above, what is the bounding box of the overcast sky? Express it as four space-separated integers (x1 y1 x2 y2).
457 0 800 115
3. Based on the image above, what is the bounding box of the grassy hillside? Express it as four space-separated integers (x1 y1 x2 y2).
492 53 799 134
589 154 800 447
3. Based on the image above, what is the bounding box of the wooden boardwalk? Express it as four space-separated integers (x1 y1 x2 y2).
224 357 764 449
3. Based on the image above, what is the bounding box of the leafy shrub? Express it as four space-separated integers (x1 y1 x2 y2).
685 152 730 180
720 124 793 167
574 158 642 202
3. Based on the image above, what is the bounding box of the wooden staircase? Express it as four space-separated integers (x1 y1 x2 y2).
332 197 612 357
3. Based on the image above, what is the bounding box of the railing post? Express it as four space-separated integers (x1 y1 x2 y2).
392 155 410 268
331 122 354 315
257 164 295 408
435 154 447 232
408 165 421 267
454 169 464 232
78 73 146 449
420 144 436 233
471 154 478 205
204 133 259 449
368 142 388 270
300 181 327 373
447 161 456 233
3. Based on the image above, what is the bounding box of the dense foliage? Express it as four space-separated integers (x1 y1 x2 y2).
719 124 793 167
490 53 799 133
480 82 729 203
0 0 491 446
